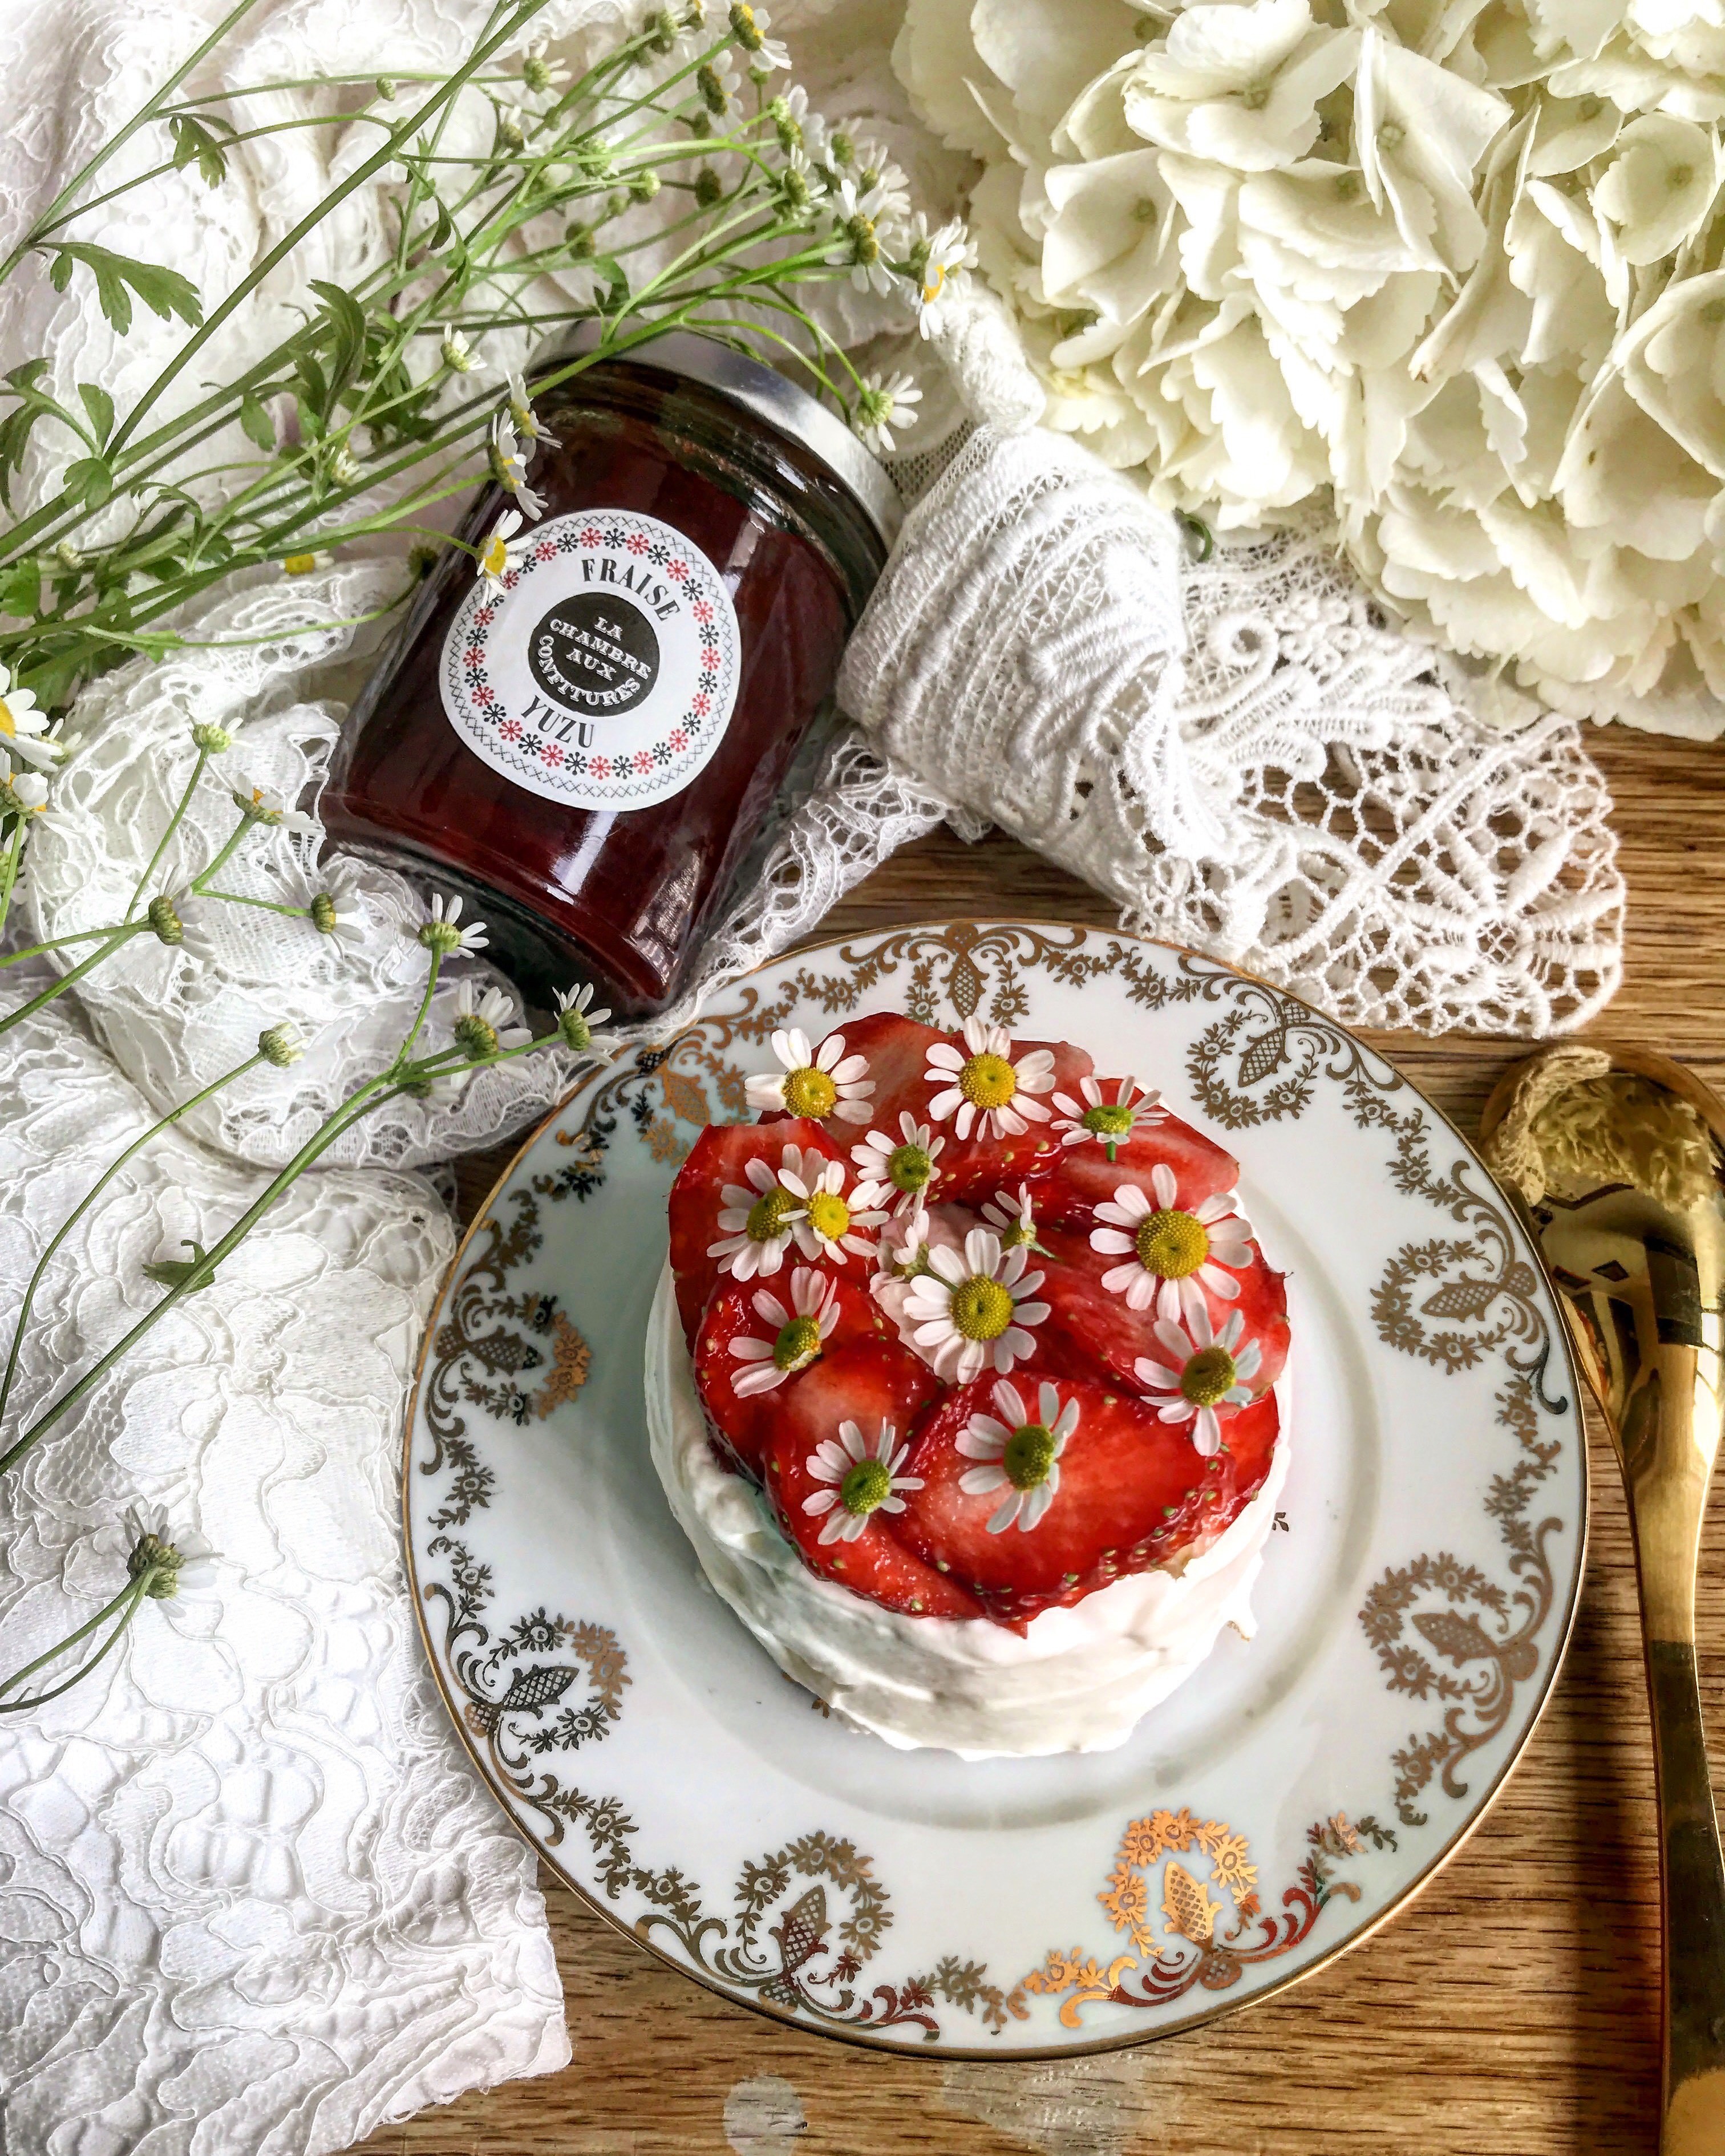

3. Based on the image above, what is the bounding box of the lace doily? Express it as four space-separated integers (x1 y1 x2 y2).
839 428 1625 1038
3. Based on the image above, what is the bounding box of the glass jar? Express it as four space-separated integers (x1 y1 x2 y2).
320 333 897 1017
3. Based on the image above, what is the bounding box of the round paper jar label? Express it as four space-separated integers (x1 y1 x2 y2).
438 508 740 811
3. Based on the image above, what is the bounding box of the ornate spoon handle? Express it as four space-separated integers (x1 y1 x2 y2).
1645 1632 1725 2153
1619 1341 1725 2154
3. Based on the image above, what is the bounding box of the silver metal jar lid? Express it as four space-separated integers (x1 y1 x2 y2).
549 324 902 548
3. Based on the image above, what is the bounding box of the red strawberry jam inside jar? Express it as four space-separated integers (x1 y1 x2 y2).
320 333 897 1016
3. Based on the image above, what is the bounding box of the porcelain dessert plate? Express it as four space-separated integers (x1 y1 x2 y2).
404 921 1586 2056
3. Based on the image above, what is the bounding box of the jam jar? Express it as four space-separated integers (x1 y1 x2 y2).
320 332 898 1016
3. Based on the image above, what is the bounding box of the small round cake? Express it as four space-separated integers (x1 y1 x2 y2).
646 1010 1291 1758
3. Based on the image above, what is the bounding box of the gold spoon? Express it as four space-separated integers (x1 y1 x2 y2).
1480 1044 1725 2155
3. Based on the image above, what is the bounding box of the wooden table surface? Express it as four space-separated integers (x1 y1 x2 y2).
365 728 1724 2156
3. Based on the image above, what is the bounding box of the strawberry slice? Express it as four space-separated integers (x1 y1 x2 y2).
667 1117 844 1343
894 1373 1282 1625
694 1269 893 1477
759 1343 976 1619
1032 1223 1290 1397
1035 1109 1240 1230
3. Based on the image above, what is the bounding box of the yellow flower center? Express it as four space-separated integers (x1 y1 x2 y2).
840 1457 890 1514
481 536 508 577
806 1190 852 1242
282 552 319 576
0 699 13 736
1180 1346 1237 1408
1135 1209 1209 1279
950 1275 1013 1342
783 1065 838 1118
997 1211 1035 1250
1083 1101 1135 1138
1003 1423 1056 1490
922 264 946 304
746 1188 799 1243
959 1052 1017 1111
772 1315 823 1372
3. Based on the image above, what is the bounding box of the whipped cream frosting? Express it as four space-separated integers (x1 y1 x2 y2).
644 1264 1290 1759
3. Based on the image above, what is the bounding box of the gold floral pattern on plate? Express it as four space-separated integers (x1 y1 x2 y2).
404 921 1586 2054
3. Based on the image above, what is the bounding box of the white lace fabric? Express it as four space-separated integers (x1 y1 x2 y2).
0 984 569 2150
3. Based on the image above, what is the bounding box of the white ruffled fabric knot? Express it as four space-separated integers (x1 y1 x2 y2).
839 427 1625 1036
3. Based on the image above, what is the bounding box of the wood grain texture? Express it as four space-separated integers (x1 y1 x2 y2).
376 727 1723 2156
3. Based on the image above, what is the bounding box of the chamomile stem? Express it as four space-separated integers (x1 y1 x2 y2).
0 818 27 939
0 925 148 1041
0 1052 264 1425
126 748 208 919
0 1574 153 1711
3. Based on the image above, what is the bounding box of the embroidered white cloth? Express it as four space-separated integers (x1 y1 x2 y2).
0 0 1631 2152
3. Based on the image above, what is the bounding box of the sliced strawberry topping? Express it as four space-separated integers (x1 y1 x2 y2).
667 1117 844 1343
1036 1109 1239 1229
694 1270 892 1477
1032 1223 1290 1397
894 1374 1282 1625
761 1345 976 1619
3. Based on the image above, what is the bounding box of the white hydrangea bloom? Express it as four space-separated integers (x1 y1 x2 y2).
893 0 1725 731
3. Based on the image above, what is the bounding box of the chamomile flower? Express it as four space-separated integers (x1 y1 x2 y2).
781 1156 884 1265
521 39 571 98
278 549 332 577
851 1113 944 1217
307 862 369 947
123 1503 219 1597
854 145 912 224
1133 1307 1262 1457
1051 1075 1166 1161
728 1267 840 1396
554 982 612 1052
908 213 975 338
0 758 49 818
451 978 532 1068
0 666 60 772
923 1016 1055 1141
852 368 921 451
708 1145 817 1280
477 509 531 594
489 413 545 518
420 893 489 955
745 1027 874 1124
232 781 318 835
728 2 789 70
901 1228 1049 1382
440 324 486 375
505 370 560 447
827 180 904 299
698 51 742 112
980 1184 1039 1250
1090 1165 1256 1323
958 1379 1079 1533
802 1418 922 1543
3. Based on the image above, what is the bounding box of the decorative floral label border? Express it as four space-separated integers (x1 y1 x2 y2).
406 922 1584 2050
